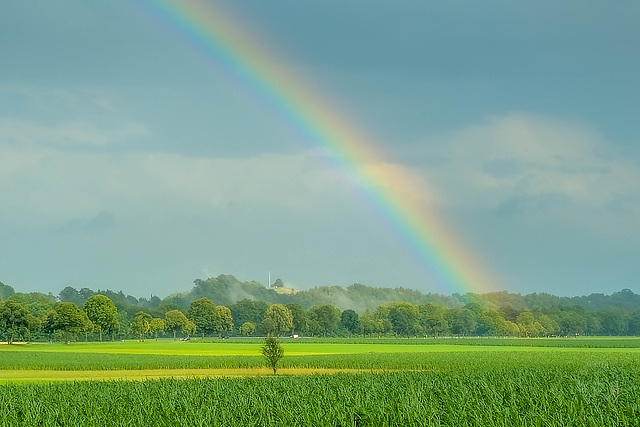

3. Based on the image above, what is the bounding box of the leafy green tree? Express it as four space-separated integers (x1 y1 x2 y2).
374 305 393 335
446 308 477 336
534 312 559 337
388 302 422 337
215 305 234 338
628 310 640 336
359 309 382 337
285 303 308 335
131 312 152 341
84 295 119 341
8 292 56 318
25 313 42 342
149 318 165 340
599 308 629 335
340 309 360 336
188 298 220 338
117 310 131 340
477 310 510 336
182 320 196 338
239 322 255 336
262 304 293 337
549 306 587 336
164 310 189 340
59 286 95 306
261 337 284 374
51 302 92 343
229 299 269 331
59 302 91 343
0 300 29 344
516 311 544 337
307 304 341 337
42 310 57 339
419 303 450 337
0 281 15 300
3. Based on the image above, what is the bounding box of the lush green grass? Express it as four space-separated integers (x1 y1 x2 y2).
2 338 640 425
2 339 640 372
1 366 639 426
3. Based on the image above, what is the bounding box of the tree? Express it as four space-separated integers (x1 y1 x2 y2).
599 308 629 336
477 310 511 336
131 312 152 341
229 299 269 332
59 286 95 306
188 298 220 338
388 302 421 337
53 302 92 343
534 312 559 337
516 311 544 337
285 303 308 335
340 309 360 336
182 320 196 338
261 337 284 374
117 310 131 340
149 318 165 340
24 313 42 342
419 303 449 337
0 281 15 300
84 295 119 341
374 305 393 335
8 292 56 318
262 304 293 337
215 305 234 338
239 322 255 336
0 300 29 344
359 309 382 337
446 308 478 336
307 304 341 337
164 310 189 340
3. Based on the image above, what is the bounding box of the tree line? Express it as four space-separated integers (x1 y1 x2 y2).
2 278 640 342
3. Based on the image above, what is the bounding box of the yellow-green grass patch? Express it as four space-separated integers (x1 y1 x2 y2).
4 340 640 357
0 367 382 383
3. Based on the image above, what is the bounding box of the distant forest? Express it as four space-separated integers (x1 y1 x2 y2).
1 275 640 342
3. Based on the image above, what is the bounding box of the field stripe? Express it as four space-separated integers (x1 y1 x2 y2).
0 367 384 383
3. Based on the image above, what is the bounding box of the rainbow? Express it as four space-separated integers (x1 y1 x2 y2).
132 0 499 294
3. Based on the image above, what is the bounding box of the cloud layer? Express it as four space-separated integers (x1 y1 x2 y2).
420 114 640 233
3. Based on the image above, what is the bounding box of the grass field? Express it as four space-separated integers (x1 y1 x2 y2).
1 338 639 425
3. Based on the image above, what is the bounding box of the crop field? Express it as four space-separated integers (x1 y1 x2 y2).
1 338 640 426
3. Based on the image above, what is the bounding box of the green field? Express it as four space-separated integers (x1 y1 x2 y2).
1 338 639 425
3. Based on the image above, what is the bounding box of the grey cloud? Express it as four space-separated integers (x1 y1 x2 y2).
496 193 571 216
59 211 115 233
482 159 524 178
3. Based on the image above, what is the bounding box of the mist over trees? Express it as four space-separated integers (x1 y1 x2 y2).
1 274 640 342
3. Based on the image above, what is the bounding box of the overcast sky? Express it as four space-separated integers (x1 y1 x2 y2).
2 0 639 298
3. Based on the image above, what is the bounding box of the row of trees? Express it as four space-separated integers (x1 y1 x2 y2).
3 291 640 343
15 276 639 319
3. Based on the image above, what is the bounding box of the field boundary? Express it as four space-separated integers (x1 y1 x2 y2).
0 367 387 383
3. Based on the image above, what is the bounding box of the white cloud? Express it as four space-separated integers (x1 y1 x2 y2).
419 113 640 229
0 117 150 147
0 145 344 228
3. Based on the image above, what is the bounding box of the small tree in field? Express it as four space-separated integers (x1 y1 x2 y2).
239 322 255 336
261 337 284 374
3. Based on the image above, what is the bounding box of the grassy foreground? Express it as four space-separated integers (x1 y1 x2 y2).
1 338 639 425
1 368 638 426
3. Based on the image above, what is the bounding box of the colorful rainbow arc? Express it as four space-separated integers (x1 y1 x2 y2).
133 0 499 294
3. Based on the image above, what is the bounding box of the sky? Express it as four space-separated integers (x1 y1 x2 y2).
1 0 639 298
